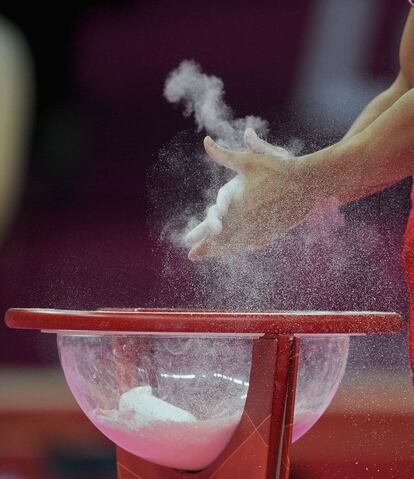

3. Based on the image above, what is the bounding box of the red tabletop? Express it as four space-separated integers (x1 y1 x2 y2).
5 308 402 336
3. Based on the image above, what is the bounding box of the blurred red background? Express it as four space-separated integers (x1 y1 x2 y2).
0 1 413 478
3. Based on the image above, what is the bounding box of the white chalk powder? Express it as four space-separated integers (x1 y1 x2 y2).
93 385 238 470
164 61 296 248
118 386 197 423
164 60 268 149
96 386 197 429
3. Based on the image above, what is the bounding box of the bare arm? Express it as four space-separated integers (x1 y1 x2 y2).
343 72 410 140
344 7 414 141
311 7 414 201
307 86 414 204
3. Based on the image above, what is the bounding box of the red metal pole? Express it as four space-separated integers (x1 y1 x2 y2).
279 338 300 479
266 335 295 479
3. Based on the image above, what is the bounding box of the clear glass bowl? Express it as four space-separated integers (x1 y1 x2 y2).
57 333 349 471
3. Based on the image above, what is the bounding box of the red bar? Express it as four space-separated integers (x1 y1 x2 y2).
5 308 402 335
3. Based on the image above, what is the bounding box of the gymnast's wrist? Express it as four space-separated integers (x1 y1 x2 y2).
297 144 343 210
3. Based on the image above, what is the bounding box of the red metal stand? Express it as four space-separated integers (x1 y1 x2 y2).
116 336 299 479
5 308 402 479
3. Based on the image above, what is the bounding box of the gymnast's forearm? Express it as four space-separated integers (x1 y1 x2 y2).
343 72 411 140
305 87 414 204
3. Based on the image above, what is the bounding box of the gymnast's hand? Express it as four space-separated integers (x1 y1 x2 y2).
185 129 322 261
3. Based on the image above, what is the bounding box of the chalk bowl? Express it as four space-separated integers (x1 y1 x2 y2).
57 333 349 471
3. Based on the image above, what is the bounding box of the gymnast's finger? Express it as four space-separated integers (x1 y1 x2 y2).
185 221 210 245
204 136 254 173
244 128 291 159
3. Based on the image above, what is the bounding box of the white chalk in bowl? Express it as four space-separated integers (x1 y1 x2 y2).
119 386 196 423
119 386 153 411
